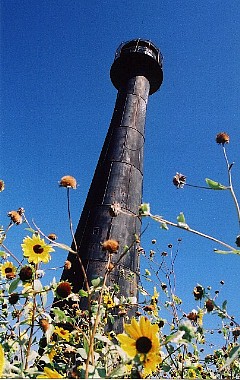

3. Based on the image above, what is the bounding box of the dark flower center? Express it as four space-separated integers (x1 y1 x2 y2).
5 267 13 273
33 244 44 254
19 266 33 281
56 282 71 298
136 336 152 354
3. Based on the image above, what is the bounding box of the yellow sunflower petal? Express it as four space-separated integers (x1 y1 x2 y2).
117 334 137 357
142 352 162 377
139 316 150 336
37 367 63 378
0 344 5 376
124 318 142 340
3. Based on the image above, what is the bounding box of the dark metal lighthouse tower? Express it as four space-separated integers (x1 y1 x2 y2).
61 39 163 317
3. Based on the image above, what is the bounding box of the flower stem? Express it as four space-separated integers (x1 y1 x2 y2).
66 188 90 292
85 254 111 379
151 215 236 251
24 266 38 369
222 145 240 229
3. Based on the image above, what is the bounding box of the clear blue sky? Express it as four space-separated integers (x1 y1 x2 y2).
1 0 239 338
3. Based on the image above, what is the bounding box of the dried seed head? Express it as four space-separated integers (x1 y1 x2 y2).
64 260 72 270
235 235 240 248
187 311 198 322
173 172 186 188
206 299 214 312
48 233 58 241
19 266 34 282
56 281 72 298
17 207 25 215
59 175 77 189
161 282 167 291
193 285 204 300
102 239 119 253
216 132 230 145
143 305 155 312
7 211 22 225
0 180 5 192
158 320 164 328
233 327 240 342
39 318 50 333
9 293 20 305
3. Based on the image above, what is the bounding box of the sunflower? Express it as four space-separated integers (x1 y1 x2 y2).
117 316 162 377
21 235 54 264
103 294 115 308
0 261 17 280
37 367 63 379
54 326 70 342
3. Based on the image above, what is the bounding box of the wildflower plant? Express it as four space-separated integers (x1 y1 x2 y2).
0 134 239 379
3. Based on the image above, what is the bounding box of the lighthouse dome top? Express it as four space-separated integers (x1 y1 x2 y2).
110 38 163 94
115 39 162 64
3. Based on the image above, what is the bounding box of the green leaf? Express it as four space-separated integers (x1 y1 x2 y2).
9 278 20 294
161 364 171 373
76 348 87 360
177 212 186 224
96 368 106 378
25 227 36 233
83 337 89 355
219 345 240 372
214 249 240 255
160 222 169 230
52 242 77 254
52 307 67 323
0 251 6 257
79 289 88 297
91 276 103 288
205 178 228 190
172 294 182 304
222 300 227 310
177 212 189 229
139 203 150 216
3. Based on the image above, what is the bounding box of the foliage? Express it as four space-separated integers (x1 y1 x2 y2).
0 134 239 379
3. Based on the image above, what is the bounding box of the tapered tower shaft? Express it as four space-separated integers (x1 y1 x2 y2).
61 39 163 315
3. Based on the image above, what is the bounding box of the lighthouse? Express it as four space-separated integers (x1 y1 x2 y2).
60 39 163 323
